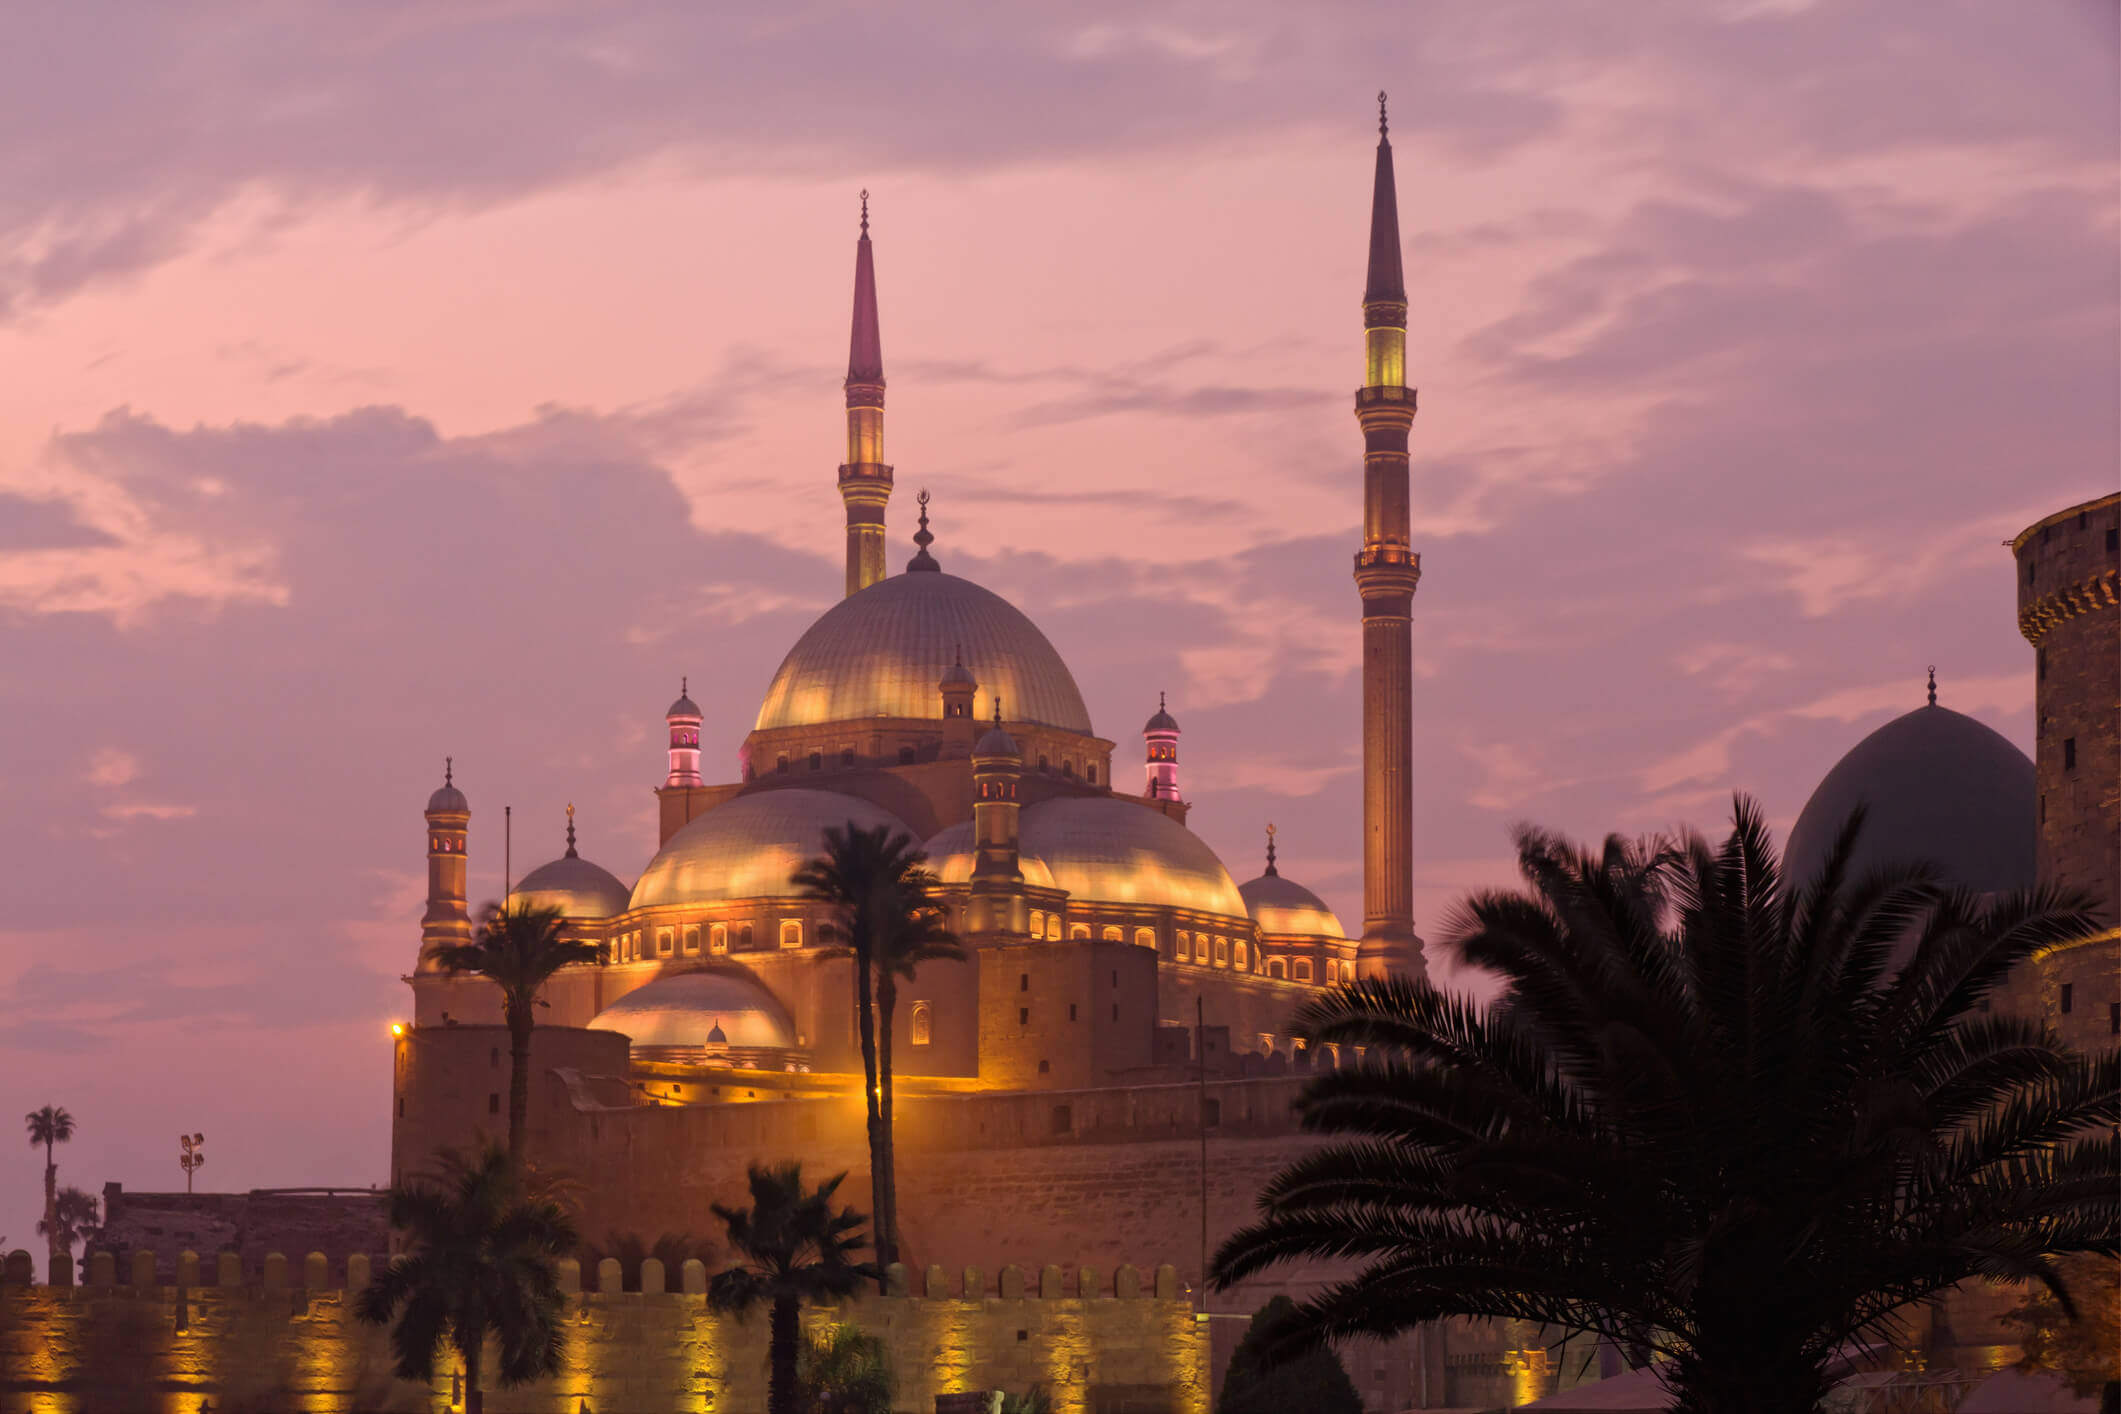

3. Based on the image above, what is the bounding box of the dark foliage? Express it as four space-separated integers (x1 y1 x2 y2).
1217 1296 1362 1414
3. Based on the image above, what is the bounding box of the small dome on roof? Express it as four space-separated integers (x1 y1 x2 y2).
667 678 701 719
941 657 977 688
588 967 796 1052
427 763 468 814
1144 693 1179 734
1240 872 1347 939
921 820 1058 890
975 722 1020 758
1785 702 2035 895
511 853 630 920
1018 797 1246 917
630 788 914 910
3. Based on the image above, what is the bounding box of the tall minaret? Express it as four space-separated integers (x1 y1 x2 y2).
1353 94 1426 980
839 190 893 597
418 759 472 971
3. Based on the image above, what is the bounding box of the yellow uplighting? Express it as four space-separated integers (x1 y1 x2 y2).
390 1022 406 1038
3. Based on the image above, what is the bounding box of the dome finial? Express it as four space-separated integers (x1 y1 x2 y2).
681 675 688 696
1378 90 1388 138
565 802 577 858
443 755 453 787
859 188 869 237
907 488 939 571
1265 822 1279 877
1927 665 1937 707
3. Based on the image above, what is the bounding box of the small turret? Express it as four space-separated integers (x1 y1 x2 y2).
940 648 978 758
968 700 1027 938
1143 692 1180 801
419 758 472 969
665 678 703 787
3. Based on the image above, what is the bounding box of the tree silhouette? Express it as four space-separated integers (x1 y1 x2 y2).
23 1106 75 1279
1213 796 2120 1414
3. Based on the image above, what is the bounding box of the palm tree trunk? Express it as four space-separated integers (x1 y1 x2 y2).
464 1338 482 1414
506 999 532 1163
852 941 886 1292
43 1143 57 1276
876 969 899 1275
768 1296 800 1414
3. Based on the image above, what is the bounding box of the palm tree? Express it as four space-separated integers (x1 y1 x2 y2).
434 901 599 1160
799 1323 895 1414
708 1161 879 1414
1212 796 2120 1414
35 1186 100 1269
794 822 961 1278
24 1106 75 1276
356 1143 576 1414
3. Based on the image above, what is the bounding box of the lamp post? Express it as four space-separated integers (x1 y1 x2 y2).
179 1133 205 1195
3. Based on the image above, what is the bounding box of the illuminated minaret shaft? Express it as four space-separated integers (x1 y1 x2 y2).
1354 94 1425 979
839 191 893 597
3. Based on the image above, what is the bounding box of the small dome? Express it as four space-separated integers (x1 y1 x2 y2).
1785 704 2035 895
1240 873 1347 939
1144 699 1179 733
755 571 1092 735
1018 797 1247 918
975 721 1021 758
667 687 701 719
940 657 977 689
427 781 468 814
630 788 915 910
510 854 630 920
921 820 1058 890
588 967 796 1051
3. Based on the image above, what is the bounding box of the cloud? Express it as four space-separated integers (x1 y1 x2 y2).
85 748 137 787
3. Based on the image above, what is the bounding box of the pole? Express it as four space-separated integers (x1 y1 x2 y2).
1196 994 1208 1315
504 805 512 901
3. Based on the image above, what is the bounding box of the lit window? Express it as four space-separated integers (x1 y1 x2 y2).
1268 957 1286 980
1134 927 1155 949
1030 909 1045 936
1046 915 1062 941
780 920 803 949
1195 937 1210 964
682 926 699 955
1234 940 1248 970
1070 923 1091 941
910 1001 933 1047
657 928 674 957
1213 937 1228 966
1101 925 1123 942
1294 958 1314 983
1259 1034 1275 1054
710 924 727 954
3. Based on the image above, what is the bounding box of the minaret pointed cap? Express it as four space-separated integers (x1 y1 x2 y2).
848 190 884 383
565 802 577 858
1265 823 1279 877
1365 92 1406 305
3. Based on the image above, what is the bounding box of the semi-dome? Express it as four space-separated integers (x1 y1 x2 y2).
1785 703 2035 895
755 571 1093 735
510 854 630 920
1239 873 1347 939
588 967 796 1051
630 788 914 910
920 820 1058 891
1018 797 1247 918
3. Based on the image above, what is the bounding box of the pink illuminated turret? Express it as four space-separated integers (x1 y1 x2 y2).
1143 693 1180 801
665 679 703 788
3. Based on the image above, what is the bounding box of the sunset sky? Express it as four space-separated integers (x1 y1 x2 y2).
1 2 2114 1250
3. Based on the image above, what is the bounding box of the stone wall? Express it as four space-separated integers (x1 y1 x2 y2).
0 1254 1206 1414
96 1185 390 1287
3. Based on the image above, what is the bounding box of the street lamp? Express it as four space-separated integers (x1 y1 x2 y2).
179 1133 205 1195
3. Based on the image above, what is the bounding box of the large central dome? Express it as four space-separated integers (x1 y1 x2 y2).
755 571 1092 734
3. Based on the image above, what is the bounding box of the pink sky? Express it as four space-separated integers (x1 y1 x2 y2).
1 2 2114 1254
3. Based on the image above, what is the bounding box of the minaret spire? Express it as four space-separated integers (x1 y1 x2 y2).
839 189 893 597
1353 92 1426 981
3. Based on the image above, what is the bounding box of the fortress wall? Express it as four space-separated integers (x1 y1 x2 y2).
96 1186 390 1288
0 1260 1205 1414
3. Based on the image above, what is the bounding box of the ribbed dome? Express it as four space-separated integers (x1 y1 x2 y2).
1785 704 2035 895
630 788 915 910
755 572 1092 734
1240 873 1347 939
510 854 630 920
1018 797 1246 918
920 820 1057 890
588 967 796 1051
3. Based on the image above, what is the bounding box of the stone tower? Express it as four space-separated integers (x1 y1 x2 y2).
1143 694 1180 801
940 652 978 759
664 678 703 788
2012 491 2120 1049
839 191 893 597
1353 95 1425 980
418 761 472 970
966 701 1028 940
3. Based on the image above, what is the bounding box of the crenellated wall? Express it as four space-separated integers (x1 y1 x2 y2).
0 1253 1206 1414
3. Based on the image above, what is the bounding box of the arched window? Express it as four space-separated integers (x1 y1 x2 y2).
1101 925 1123 942
1045 915 1063 941
1293 958 1314 983
1062 760 1075 777
1213 937 1228 966
780 919 803 949
1087 764 1097 784
1133 927 1155 950
1233 940 1248 970
739 924 754 950
1195 935 1211 964
808 752 822 772
1029 909 1045 937
709 924 728 954
899 745 916 764
1038 755 1049 772
656 928 674 957
1069 923 1091 941
776 756 789 773
1268 957 1287 980
682 925 700 954
910 1001 933 1047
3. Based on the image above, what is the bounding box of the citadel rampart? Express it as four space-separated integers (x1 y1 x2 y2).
0 1252 1205 1414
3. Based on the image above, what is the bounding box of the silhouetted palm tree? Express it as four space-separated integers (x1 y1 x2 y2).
708 1162 878 1414
434 902 599 1160
794 823 960 1278
35 1186 100 1269
1213 796 2120 1414
24 1105 75 1276
356 1144 576 1414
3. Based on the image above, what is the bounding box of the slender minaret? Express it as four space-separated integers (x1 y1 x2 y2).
1143 693 1180 801
1354 94 1426 980
967 700 1028 938
664 678 702 787
418 759 472 970
839 190 893 597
